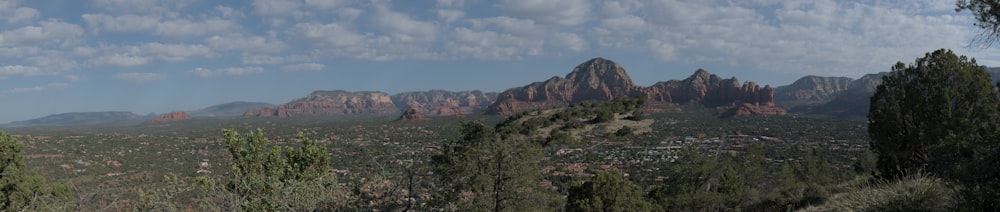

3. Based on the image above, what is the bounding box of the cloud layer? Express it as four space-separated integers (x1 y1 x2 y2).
0 0 993 95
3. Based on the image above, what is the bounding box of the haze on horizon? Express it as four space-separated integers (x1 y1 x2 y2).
0 0 996 123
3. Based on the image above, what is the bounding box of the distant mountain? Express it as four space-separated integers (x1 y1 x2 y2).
391 90 497 116
7 111 148 127
774 76 854 103
189 101 273 117
487 57 785 117
790 72 888 117
244 90 398 117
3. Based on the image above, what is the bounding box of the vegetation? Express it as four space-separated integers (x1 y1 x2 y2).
430 121 560 211
5 97 875 211
197 129 345 211
0 131 73 211
957 0 1000 46
566 170 654 212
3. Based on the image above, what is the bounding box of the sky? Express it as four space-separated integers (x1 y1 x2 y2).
1 0 998 123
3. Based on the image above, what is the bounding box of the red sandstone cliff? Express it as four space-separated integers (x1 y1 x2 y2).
391 90 497 116
146 111 192 123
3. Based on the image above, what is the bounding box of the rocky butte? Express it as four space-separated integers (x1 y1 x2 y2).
487 57 786 117
146 111 192 123
396 107 427 121
244 90 397 117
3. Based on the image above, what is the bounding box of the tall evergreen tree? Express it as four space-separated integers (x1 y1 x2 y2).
431 121 558 211
868 49 999 180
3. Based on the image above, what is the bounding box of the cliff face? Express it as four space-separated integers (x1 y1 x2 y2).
391 90 497 116
774 76 854 102
147 111 192 123
486 58 785 117
244 90 397 117
486 58 645 115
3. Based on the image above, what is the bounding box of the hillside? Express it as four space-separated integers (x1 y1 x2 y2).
496 97 653 145
6 111 148 127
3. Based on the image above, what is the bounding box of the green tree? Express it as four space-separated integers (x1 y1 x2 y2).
199 129 341 211
957 0 1000 46
431 121 559 211
0 131 73 211
868 49 999 180
566 170 654 212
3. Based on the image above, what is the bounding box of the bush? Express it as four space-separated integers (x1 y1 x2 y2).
817 174 956 211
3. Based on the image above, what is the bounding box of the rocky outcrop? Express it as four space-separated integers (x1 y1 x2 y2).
396 107 427 121
147 111 192 123
244 90 397 117
645 70 784 116
774 76 854 102
486 57 645 115
486 58 785 117
391 90 497 116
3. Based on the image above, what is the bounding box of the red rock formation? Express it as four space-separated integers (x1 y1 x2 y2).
396 107 427 121
147 111 192 123
484 57 786 117
717 102 788 117
244 90 397 117
487 57 645 115
391 90 497 116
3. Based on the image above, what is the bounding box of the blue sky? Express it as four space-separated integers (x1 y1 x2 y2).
0 0 997 123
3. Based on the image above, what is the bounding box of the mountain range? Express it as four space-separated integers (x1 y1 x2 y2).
12 57 995 127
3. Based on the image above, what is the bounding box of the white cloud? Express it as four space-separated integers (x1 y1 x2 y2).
444 27 543 60
140 43 215 62
372 6 437 43
87 43 215 67
154 18 239 38
242 55 286 65
187 66 264 77
114 72 167 83
291 22 366 47
283 63 325 72
253 0 301 17
0 65 52 78
436 9 465 23
216 5 244 19
468 16 539 36
3 82 70 94
82 14 239 38
496 0 591 26
81 14 159 33
0 20 84 46
89 54 151 67
305 0 349 10
7 7 38 23
206 34 287 53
